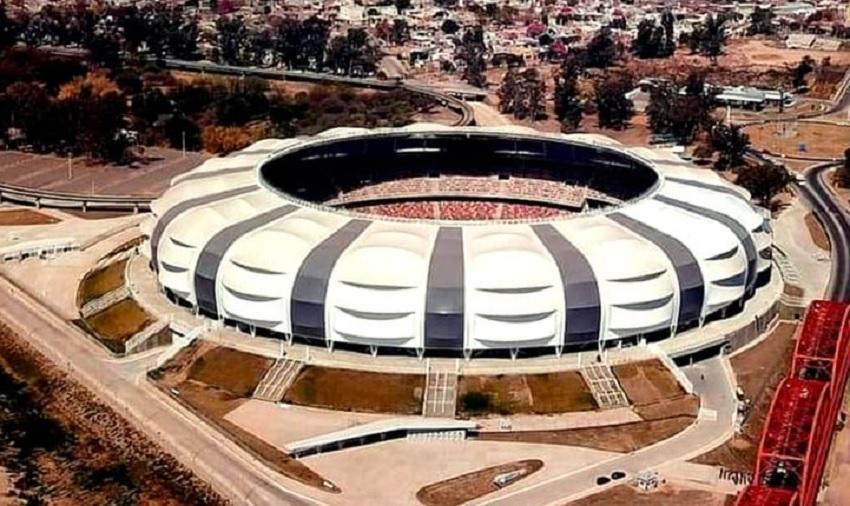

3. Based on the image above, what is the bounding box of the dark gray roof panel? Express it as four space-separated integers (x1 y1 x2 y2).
608 213 704 327
655 195 757 293
532 224 601 345
194 205 298 317
425 227 465 350
150 185 257 272
291 220 370 339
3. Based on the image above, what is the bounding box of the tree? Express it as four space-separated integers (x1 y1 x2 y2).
792 55 815 88
710 123 750 171
736 162 792 207
632 18 667 58
748 6 775 35
660 10 675 55
325 28 379 76
497 68 546 120
0 1 16 50
216 16 249 65
394 0 412 14
585 27 617 68
441 19 460 35
646 80 712 144
690 15 726 63
554 57 583 130
594 76 634 129
391 19 410 46
458 27 487 88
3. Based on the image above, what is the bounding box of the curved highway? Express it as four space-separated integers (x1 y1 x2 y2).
798 162 850 301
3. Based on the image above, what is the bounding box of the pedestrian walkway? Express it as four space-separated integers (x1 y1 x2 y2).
580 365 630 409
423 361 458 418
253 359 302 403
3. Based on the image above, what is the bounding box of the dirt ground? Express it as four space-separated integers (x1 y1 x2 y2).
613 360 684 406
416 459 543 506
186 346 273 398
744 122 850 159
0 209 59 226
634 395 700 422
568 483 733 506
151 342 335 490
77 259 127 306
457 372 596 416
81 298 153 353
805 212 831 251
691 322 798 471
284 366 424 415
478 415 695 453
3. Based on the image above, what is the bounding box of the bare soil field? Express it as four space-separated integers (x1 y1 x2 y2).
0 321 225 505
692 322 797 471
805 212 831 251
613 360 684 406
478 415 695 453
635 395 700 421
186 346 273 398
457 372 596 417
150 342 335 490
568 483 733 506
77 259 127 306
81 298 153 353
416 459 543 506
284 366 424 414
744 122 850 159
0 209 59 226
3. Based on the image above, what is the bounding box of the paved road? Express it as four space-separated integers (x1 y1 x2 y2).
0 276 325 506
476 357 737 506
798 163 850 301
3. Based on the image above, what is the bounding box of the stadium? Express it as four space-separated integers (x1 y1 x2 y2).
143 124 772 358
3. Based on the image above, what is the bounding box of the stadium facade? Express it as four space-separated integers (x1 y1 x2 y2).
142 125 772 357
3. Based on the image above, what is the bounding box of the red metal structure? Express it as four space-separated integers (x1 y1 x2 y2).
737 300 850 506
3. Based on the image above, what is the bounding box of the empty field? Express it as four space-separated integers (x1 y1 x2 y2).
187 346 273 398
416 459 543 506
77 259 128 306
284 366 424 415
0 209 59 226
457 372 596 416
478 416 694 453
613 360 684 406
82 298 152 353
744 122 850 159
569 484 732 506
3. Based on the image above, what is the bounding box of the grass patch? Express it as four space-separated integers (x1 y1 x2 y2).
284 366 424 415
416 459 543 506
613 360 684 406
805 212 830 251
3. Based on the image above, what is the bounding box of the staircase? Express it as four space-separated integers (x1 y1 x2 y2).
580 364 630 409
253 359 302 402
422 362 458 418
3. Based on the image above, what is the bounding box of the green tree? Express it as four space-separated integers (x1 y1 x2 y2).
585 27 618 68
792 55 815 88
554 57 583 130
0 1 16 50
458 27 488 88
748 6 775 35
691 15 726 63
736 162 792 207
594 76 634 129
441 19 460 35
632 18 667 58
710 123 750 170
646 81 712 144
394 0 412 14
